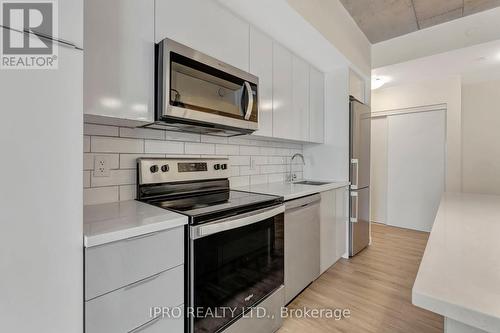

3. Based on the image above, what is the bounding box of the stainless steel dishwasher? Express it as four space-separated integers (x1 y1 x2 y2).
284 194 321 304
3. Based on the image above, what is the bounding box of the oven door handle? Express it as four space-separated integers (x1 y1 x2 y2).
192 204 285 239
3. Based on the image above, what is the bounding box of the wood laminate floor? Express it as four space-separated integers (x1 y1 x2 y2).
278 223 443 333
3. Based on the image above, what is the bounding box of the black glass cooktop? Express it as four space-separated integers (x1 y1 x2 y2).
147 190 283 225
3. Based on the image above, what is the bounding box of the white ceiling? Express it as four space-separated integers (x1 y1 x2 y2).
340 0 500 43
373 39 500 87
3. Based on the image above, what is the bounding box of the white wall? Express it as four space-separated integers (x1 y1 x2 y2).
287 0 372 77
462 79 500 195
304 67 350 181
372 7 500 68
372 77 463 192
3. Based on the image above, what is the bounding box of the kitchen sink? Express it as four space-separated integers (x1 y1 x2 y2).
293 180 330 186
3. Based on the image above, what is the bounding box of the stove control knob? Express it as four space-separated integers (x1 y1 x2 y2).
161 164 169 172
221 164 227 170
150 165 159 173
214 164 220 170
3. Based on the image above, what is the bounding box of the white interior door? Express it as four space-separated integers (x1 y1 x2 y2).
370 116 388 224
387 109 446 232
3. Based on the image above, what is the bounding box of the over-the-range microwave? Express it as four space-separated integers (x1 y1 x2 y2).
145 38 259 137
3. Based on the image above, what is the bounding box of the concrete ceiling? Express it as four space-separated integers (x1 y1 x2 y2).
340 0 500 43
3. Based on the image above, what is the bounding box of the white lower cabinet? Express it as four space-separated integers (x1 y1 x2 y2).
84 227 184 333
320 187 349 274
85 266 183 333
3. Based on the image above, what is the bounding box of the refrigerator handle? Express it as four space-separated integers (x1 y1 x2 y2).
351 158 359 189
350 191 358 223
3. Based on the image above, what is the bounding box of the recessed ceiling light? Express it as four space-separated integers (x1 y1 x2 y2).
371 76 390 90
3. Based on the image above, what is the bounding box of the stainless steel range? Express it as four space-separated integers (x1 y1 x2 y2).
137 158 285 333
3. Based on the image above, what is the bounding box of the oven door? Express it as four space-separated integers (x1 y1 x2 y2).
188 204 285 333
157 38 259 133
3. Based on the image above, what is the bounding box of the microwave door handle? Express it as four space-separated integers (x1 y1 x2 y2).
243 81 254 120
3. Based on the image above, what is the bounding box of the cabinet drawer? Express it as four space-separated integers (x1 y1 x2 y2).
129 308 184 333
85 265 183 333
85 226 184 300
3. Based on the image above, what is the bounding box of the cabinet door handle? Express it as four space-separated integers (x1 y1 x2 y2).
350 191 358 223
129 316 162 333
124 271 162 291
351 158 359 189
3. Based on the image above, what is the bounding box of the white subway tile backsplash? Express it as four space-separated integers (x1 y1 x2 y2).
240 166 260 176
164 131 200 142
201 135 228 144
260 164 286 174
259 147 276 156
229 176 250 188
215 144 239 155
268 173 285 183
268 156 286 165
92 136 143 153
83 124 303 204
240 145 260 156
250 174 268 185
119 153 164 169
83 171 91 188
229 155 250 166
91 169 136 187
185 142 215 155
119 127 165 140
84 124 119 137
119 185 136 201
84 186 119 205
251 156 268 165
84 153 119 170
84 136 90 152
145 140 184 154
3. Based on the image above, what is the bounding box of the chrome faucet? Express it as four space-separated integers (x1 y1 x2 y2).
288 153 305 182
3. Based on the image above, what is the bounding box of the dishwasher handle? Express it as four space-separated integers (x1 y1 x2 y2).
285 193 321 211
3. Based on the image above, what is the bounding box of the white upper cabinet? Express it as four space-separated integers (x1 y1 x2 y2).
59 0 83 47
293 56 310 142
249 27 273 137
272 43 293 140
309 66 325 143
84 0 155 123
155 0 250 71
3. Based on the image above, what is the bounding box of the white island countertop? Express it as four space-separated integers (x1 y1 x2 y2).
413 192 500 333
83 200 187 248
234 180 350 201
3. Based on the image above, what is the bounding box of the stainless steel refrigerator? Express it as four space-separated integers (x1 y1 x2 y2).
349 96 371 256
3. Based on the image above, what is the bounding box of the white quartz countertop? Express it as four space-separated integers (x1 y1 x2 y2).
83 200 187 248
234 180 350 201
412 192 500 333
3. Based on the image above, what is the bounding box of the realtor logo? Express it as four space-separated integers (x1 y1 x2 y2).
1 1 58 69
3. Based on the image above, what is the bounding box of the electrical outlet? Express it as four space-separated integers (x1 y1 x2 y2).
93 155 110 177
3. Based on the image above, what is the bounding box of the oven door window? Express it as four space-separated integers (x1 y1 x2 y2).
169 52 258 122
193 214 284 333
